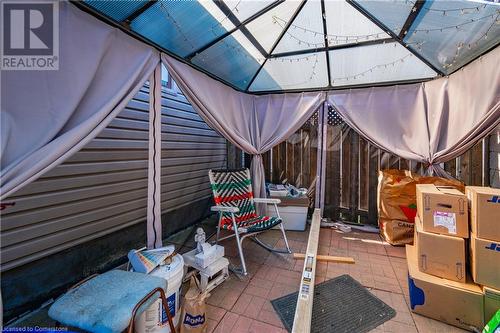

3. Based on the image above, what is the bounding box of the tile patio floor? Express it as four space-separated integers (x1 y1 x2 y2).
204 226 468 333
8 220 469 333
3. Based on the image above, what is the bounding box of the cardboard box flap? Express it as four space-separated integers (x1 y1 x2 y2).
418 184 465 196
436 187 465 196
406 245 482 294
467 186 500 195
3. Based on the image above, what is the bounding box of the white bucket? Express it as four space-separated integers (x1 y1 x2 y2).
135 254 184 333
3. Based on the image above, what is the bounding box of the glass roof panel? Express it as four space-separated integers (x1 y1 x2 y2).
249 52 329 91
245 1 302 53
324 1 390 46
191 30 265 90
130 0 234 58
404 1 500 74
354 0 414 35
222 0 276 22
329 42 437 87
84 0 148 22
273 0 325 54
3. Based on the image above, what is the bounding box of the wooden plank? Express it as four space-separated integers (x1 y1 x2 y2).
271 145 280 183
279 141 287 182
341 128 352 209
286 140 294 184
293 253 355 264
358 137 369 211
399 159 410 170
302 129 311 187
348 132 360 222
263 149 271 181
325 125 341 219
367 143 379 225
470 141 483 186
292 208 321 333
310 124 318 188
294 133 302 186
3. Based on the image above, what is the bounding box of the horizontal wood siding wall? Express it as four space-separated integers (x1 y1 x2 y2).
0 85 226 271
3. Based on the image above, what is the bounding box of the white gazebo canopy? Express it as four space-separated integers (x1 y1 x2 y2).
79 0 500 92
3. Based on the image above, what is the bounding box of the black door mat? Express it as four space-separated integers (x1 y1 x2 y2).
271 274 396 333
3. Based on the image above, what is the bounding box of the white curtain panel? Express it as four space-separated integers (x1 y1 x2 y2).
328 46 500 176
0 2 159 199
162 54 324 209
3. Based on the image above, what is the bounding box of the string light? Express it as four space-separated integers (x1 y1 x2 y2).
331 53 413 84
442 12 499 69
273 15 388 46
418 2 488 16
271 54 321 88
210 0 242 30
186 0 497 83
413 11 498 33
268 53 315 62
159 3 195 51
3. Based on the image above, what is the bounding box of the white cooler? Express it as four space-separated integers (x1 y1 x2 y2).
266 196 309 231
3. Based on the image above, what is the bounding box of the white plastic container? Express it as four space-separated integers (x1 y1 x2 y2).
135 254 184 333
267 204 308 231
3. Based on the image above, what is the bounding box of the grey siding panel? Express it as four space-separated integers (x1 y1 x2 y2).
1 86 226 271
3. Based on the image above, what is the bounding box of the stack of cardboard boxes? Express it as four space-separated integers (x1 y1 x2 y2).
467 187 500 328
406 184 500 331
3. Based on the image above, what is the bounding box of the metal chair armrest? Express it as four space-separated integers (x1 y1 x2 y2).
128 287 176 333
253 198 281 204
211 205 239 213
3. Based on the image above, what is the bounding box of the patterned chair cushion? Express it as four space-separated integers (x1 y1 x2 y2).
221 215 282 232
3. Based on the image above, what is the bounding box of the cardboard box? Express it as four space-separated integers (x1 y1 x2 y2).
416 184 468 237
415 216 465 282
470 232 500 289
406 245 484 331
466 186 500 241
484 286 500 324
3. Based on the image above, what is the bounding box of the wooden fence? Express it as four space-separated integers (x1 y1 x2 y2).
256 107 491 226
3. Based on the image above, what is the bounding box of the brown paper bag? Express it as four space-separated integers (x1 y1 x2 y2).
377 169 463 245
179 277 208 333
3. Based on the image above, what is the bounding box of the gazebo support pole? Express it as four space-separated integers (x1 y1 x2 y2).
146 63 163 249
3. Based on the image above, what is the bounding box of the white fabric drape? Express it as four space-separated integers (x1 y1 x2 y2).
162 54 324 208
0 2 159 199
328 46 500 176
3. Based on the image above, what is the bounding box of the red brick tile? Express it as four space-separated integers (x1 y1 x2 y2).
244 295 266 319
206 318 219 333
245 284 270 298
206 304 226 321
258 308 284 328
232 293 253 314
214 312 239 333
233 315 253 333
248 320 283 333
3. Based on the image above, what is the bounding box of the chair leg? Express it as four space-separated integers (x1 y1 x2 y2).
251 203 292 254
215 224 221 245
232 214 248 276
278 222 291 253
